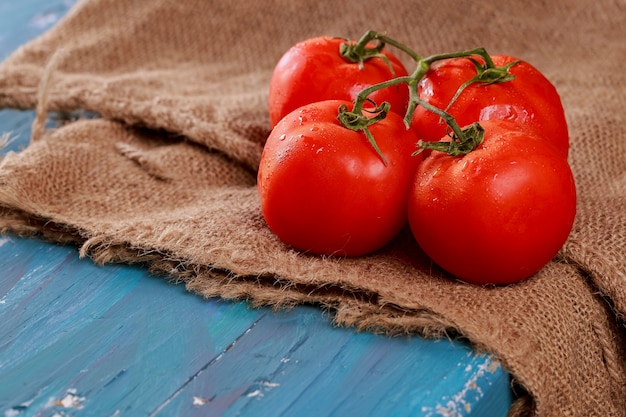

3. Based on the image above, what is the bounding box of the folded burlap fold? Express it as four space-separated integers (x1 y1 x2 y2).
1 0 625 415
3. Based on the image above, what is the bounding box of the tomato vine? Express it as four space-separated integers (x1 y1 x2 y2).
336 30 520 158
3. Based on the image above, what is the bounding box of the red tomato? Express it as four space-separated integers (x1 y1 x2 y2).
268 36 409 127
407 119 576 285
258 100 421 257
411 55 569 157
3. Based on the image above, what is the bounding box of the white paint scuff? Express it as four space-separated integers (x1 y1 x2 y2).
192 397 210 406
49 388 86 410
421 356 502 417
246 381 281 399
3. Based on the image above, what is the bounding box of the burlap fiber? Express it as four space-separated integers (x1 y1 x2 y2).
1 0 625 415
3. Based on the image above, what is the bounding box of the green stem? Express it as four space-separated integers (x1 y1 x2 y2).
412 97 466 140
359 30 423 62
422 47 496 68
342 30 422 65
351 75 414 114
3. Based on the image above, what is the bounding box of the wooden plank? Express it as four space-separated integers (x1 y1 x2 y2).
155 308 511 417
0 238 276 414
0 1 513 416
0 238 512 417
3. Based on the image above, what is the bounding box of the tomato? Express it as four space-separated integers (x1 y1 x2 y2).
407 119 576 285
268 36 409 127
258 99 421 257
410 55 569 157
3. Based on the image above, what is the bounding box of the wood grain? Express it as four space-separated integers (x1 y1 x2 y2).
0 1 513 415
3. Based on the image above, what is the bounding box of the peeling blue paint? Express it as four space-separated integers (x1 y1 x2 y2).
0 2 512 416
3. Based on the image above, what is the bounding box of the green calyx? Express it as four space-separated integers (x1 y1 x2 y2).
443 58 520 113
340 30 422 74
413 122 485 157
339 37 394 75
337 101 391 166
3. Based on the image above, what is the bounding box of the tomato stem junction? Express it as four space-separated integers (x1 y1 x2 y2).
413 122 485 157
337 101 391 166
341 30 422 67
442 57 520 113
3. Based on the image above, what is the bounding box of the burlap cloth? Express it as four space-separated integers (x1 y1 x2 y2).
0 0 625 415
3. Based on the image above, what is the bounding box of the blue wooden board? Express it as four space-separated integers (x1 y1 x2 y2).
0 2 513 416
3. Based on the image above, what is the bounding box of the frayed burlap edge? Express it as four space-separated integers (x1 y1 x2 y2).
0 204 535 416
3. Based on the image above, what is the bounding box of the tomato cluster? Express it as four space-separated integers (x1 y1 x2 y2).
258 32 576 286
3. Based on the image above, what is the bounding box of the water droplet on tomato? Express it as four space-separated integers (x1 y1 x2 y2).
298 115 307 125
310 126 319 132
316 147 324 155
278 134 286 141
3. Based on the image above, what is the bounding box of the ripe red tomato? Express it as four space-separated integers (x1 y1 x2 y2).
268 36 409 127
407 119 576 285
411 55 569 157
258 99 421 257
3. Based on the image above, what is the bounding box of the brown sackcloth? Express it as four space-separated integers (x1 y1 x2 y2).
1 0 625 415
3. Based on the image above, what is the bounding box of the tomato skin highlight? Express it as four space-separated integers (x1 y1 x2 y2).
258 100 421 257
411 55 570 157
407 120 576 285
268 36 409 127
